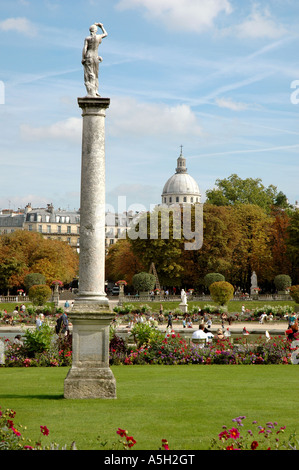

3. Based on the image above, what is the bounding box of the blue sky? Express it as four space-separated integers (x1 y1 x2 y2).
0 0 299 213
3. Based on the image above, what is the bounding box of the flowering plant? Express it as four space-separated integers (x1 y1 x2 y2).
51 280 63 286
210 416 298 450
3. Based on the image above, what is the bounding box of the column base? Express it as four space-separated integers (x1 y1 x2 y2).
64 309 116 399
64 366 116 399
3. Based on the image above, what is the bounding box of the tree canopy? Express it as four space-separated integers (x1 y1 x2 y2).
0 231 79 293
206 174 289 212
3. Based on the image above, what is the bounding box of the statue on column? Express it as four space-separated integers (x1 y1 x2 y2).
82 23 107 97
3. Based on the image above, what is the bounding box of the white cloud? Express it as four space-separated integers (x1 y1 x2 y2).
20 117 81 142
230 5 287 39
109 97 203 137
215 97 248 111
116 0 233 32
0 17 37 36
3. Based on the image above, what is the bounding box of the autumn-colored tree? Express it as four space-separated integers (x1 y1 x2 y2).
270 208 291 276
286 210 299 284
105 239 144 285
181 204 237 289
228 204 274 291
0 231 79 293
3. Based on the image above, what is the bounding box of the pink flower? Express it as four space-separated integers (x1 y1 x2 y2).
229 427 240 440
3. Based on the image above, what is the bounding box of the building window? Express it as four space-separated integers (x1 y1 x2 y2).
38 225 42 233
176 197 179 202
57 225 61 234
67 226 71 234
169 197 172 203
183 197 187 202
28 225 32 231
191 197 193 203
47 225 51 234
67 237 71 244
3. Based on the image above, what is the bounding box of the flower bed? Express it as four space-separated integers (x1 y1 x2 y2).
109 327 296 366
210 415 298 450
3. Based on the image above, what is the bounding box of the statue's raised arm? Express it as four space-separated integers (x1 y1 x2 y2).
82 23 108 97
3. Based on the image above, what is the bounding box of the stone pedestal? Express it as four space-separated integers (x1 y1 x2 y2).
179 303 188 314
64 97 116 399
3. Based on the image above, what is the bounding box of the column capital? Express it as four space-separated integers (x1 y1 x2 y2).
78 96 110 110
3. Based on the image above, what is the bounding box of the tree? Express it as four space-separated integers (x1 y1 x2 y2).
270 208 291 276
206 174 286 213
0 231 79 292
289 286 299 304
286 210 299 284
209 281 234 306
228 204 274 291
129 208 185 286
24 273 46 292
105 239 145 285
132 272 156 293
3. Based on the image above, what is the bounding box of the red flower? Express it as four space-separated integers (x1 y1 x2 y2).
12 427 21 437
116 428 127 437
162 439 169 450
251 441 259 450
126 435 137 448
219 430 229 440
40 425 49 436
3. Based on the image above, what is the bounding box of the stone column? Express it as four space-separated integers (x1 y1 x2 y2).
64 97 116 399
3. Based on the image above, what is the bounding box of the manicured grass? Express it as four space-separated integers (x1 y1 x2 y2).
0 365 298 450
124 300 295 314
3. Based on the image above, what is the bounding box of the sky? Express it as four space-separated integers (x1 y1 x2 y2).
0 0 299 214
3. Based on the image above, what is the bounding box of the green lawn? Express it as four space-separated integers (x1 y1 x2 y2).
0 365 298 450
124 300 295 313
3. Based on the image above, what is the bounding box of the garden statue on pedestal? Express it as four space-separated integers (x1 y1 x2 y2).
82 22 107 97
250 271 259 297
179 289 188 314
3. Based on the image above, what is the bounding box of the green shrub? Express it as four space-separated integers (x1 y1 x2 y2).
209 281 234 306
204 273 225 288
28 284 51 306
274 274 292 291
23 323 55 357
132 272 156 293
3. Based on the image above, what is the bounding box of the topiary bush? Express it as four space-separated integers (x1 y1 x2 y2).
204 273 225 289
28 284 52 306
209 281 234 306
132 272 156 293
274 274 292 292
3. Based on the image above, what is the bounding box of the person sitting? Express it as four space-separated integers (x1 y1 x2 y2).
215 328 225 340
192 324 208 346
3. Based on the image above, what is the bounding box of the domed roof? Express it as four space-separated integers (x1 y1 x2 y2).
161 150 201 198
162 172 200 196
